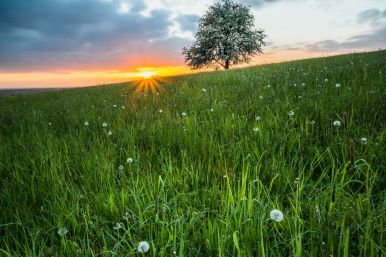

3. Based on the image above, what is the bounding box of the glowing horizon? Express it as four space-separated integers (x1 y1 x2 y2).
0 65 193 89
0 49 354 89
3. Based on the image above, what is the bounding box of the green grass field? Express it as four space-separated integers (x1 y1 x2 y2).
0 50 385 256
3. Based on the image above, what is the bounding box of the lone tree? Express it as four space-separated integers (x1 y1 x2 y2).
182 0 267 70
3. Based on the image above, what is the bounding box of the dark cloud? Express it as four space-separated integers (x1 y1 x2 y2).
175 14 199 32
305 26 386 51
0 0 190 72
357 8 384 23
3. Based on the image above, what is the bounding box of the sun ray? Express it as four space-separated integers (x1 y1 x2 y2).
127 74 170 105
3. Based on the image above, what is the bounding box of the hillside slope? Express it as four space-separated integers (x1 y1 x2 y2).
0 50 385 256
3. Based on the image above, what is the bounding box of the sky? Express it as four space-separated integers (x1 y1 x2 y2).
0 0 385 88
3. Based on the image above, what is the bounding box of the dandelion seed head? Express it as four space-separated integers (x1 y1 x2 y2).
159 109 163 113
113 223 122 230
102 122 108 127
202 88 207 92
181 112 186 117
126 157 133 164
137 241 150 253
359 137 367 145
107 130 113 136
253 127 259 132
58 227 68 237
324 78 329 82
288 110 295 117
333 120 341 127
270 209 284 222
113 104 117 108
84 121 89 126
118 165 124 171
255 116 262 121
335 83 341 88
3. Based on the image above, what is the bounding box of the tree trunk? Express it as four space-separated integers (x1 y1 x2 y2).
224 60 230 69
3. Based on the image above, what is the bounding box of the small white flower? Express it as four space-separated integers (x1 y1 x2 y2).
301 82 305 86
253 127 259 132
335 83 341 88
359 137 367 145
84 121 89 126
113 223 122 230
126 157 133 164
270 209 284 222
210 108 214 112
288 110 295 117
48 122 52 126
255 116 262 121
58 227 68 237
159 109 163 113
113 104 117 108
202 88 207 92
333 120 341 127
118 165 124 171
294 177 299 184
181 112 186 117
103 122 108 127
137 241 150 253
259 95 263 99
107 130 113 136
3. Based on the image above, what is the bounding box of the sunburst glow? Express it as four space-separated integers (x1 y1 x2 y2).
129 76 168 100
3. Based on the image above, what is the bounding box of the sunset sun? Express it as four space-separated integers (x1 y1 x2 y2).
139 71 157 79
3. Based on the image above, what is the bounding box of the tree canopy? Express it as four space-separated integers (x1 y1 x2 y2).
182 0 267 70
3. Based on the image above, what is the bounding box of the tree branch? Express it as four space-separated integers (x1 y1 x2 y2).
214 59 225 68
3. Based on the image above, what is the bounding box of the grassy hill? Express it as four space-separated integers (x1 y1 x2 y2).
0 50 385 256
